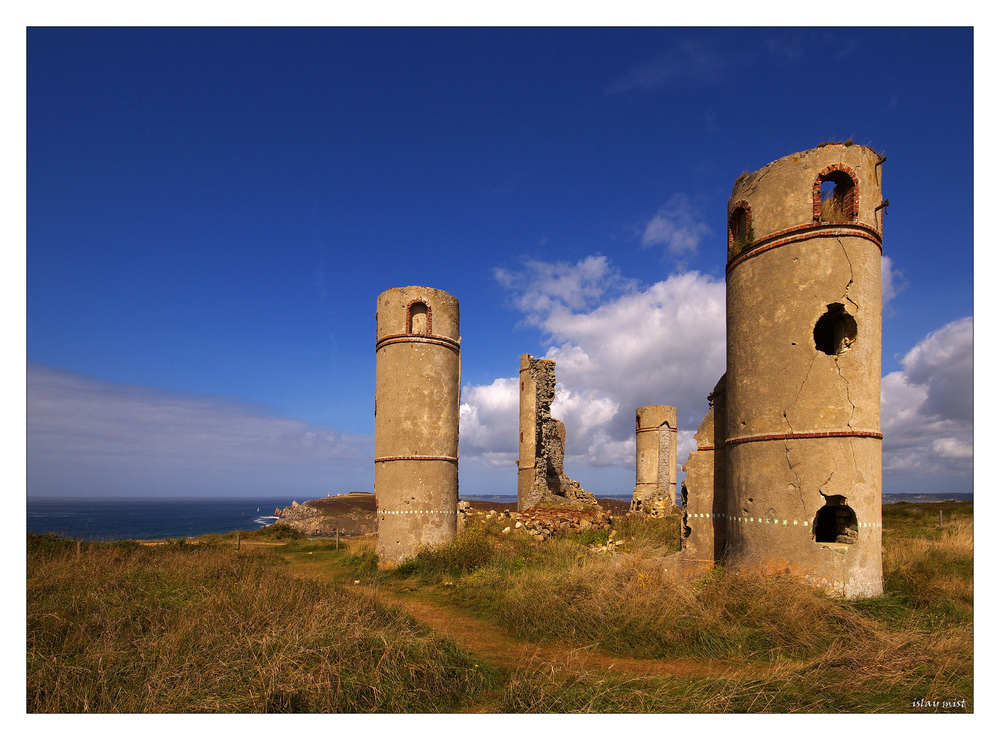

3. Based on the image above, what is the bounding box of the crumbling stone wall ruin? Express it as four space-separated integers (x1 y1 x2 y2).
516 353 598 511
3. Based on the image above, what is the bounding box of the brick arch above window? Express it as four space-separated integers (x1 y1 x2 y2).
812 164 859 223
406 300 432 335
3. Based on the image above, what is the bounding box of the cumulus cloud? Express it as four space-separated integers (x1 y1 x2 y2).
463 256 727 492
880 317 973 489
467 255 972 497
459 377 520 469
494 255 634 321
640 194 712 260
27 364 373 497
882 254 905 308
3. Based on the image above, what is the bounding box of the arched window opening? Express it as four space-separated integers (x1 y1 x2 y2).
813 496 858 544
818 171 855 222
730 207 750 246
813 303 857 356
636 414 641 431
727 201 753 258
409 302 428 334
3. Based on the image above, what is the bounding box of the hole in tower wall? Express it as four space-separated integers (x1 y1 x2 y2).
813 303 857 355
730 207 749 243
813 496 859 544
680 483 692 538
819 171 855 222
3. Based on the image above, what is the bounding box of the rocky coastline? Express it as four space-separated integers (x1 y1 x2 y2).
272 493 640 540
273 492 377 538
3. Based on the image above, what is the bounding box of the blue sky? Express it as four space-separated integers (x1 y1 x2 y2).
26 27 975 499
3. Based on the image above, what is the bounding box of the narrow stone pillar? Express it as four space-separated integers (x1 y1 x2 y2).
630 405 677 516
374 286 460 566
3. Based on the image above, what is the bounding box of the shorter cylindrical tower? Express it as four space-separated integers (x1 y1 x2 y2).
516 353 543 509
375 286 461 566
630 405 677 515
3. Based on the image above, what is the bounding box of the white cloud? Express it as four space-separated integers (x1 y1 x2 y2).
462 257 727 491
640 194 712 259
882 254 905 308
880 316 973 488
468 255 972 497
459 377 519 468
493 254 634 320
27 364 373 497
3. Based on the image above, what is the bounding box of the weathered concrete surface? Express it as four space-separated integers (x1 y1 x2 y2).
724 144 883 598
375 286 461 566
630 405 678 515
516 354 598 511
679 375 728 563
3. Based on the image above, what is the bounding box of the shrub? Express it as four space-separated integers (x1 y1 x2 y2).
396 526 497 578
253 522 304 541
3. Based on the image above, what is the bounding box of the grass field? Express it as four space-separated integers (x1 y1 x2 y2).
27 501 972 713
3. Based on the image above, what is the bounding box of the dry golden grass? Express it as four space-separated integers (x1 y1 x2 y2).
450 506 973 712
28 501 973 713
27 540 493 712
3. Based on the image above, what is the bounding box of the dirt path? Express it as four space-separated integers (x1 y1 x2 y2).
280 550 787 690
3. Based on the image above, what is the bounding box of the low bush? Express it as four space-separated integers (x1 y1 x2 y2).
394 521 535 580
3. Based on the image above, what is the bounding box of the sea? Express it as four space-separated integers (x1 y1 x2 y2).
26 491 972 542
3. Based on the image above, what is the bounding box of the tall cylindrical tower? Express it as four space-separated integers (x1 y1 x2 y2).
724 144 884 598
630 405 677 515
375 286 461 566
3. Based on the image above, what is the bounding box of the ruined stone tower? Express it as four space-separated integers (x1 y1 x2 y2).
723 144 885 598
517 354 598 511
680 375 728 564
375 286 461 566
630 405 677 515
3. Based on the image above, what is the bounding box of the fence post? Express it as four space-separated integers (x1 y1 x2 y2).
237 532 241 551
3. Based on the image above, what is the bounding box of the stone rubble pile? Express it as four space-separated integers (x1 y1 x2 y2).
458 501 613 542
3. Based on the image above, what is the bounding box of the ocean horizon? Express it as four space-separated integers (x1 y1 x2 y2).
26 492 973 542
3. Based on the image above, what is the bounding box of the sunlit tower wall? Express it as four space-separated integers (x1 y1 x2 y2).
375 286 461 566
630 405 677 515
724 144 885 598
